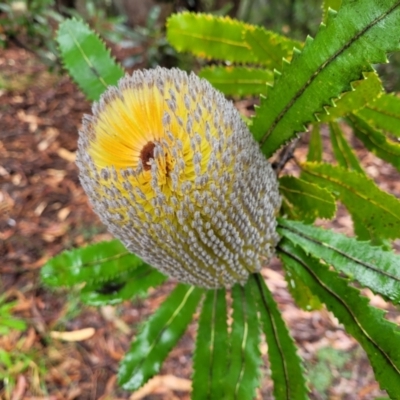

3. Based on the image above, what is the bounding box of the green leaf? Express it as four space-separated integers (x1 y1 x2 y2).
356 93 400 137
80 264 167 306
328 121 365 173
42 240 141 287
56 18 124 101
192 289 228 400
307 124 323 162
319 71 383 122
278 218 400 304
284 266 322 311
250 274 308 400
348 113 400 172
278 240 400 399
167 12 299 70
41 240 166 305
243 25 301 69
279 176 336 223
199 66 273 96
224 282 261 400
251 1 400 157
322 0 342 23
301 162 400 240
118 284 204 391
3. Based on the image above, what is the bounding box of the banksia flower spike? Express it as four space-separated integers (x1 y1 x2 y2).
77 67 281 288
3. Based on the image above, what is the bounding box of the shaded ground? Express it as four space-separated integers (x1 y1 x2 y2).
1 44 399 399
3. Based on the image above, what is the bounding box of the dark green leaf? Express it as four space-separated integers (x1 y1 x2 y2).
348 113 400 172
319 71 383 122
356 93 400 137
250 274 308 400
41 240 166 305
80 264 167 306
278 218 400 303
278 240 400 399
57 18 124 100
251 1 400 157
192 289 228 400
41 240 138 287
118 284 203 390
279 176 336 223
224 282 261 400
307 124 323 162
199 66 273 96
301 162 400 239
328 121 365 173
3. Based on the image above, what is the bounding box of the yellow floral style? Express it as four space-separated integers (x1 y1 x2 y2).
77 67 281 288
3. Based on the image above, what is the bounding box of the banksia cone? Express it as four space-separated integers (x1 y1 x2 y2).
77 67 281 288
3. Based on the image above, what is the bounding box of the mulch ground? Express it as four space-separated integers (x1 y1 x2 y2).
1 43 399 399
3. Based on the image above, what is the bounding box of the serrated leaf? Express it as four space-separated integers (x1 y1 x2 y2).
307 124 323 162
328 121 365 173
167 12 299 70
278 239 400 399
301 162 400 240
251 1 400 157
356 93 400 137
284 267 322 311
243 25 301 68
57 18 124 101
118 284 203 391
199 66 273 96
322 0 342 23
80 264 167 306
319 71 383 122
348 113 400 172
278 218 400 304
41 240 139 287
223 282 260 400
41 240 166 305
279 176 336 223
192 289 228 400
250 274 308 400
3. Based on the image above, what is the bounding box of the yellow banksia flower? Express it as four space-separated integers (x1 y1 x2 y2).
77 67 281 288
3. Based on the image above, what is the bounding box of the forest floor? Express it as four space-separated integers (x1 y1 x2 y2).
1 43 399 400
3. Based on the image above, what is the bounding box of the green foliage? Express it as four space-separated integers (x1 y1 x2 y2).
318 71 383 122
0 0 62 67
223 282 261 400
0 295 26 335
46 3 400 398
328 121 365 173
251 0 400 157
192 289 228 400
348 113 400 172
199 66 273 96
280 176 336 222
167 12 300 70
279 240 400 399
250 274 308 400
41 240 166 305
118 284 204 390
356 93 400 137
301 162 400 240
278 219 400 304
57 18 124 100
306 124 323 162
